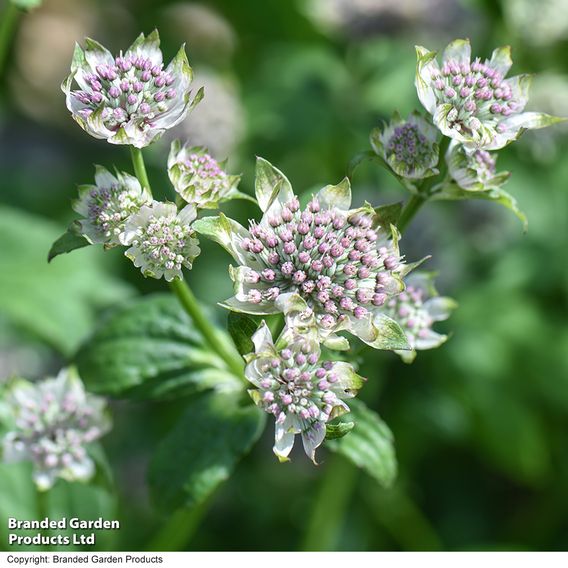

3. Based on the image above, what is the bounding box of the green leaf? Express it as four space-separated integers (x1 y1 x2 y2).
432 183 528 232
374 202 403 227
0 206 132 355
149 392 266 513
254 157 293 213
368 314 411 351
325 421 355 440
347 150 376 179
75 294 241 399
222 189 258 205
317 177 352 210
227 312 260 357
0 460 116 550
327 399 397 488
48 223 90 262
10 0 42 8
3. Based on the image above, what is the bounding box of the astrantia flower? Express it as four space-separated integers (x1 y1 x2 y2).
416 39 564 150
62 30 203 148
167 141 243 209
194 158 413 350
446 141 510 191
121 202 200 281
384 272 456 363
370 112 439 179
245 322 364 462
2 369 110 491
73 165 151 246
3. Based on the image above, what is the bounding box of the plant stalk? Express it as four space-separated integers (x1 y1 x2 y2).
129 148 244 379
397 194 426 233
169 278 244 377
302 454 359 551
0 2 21 78
130 147 152 194
146 504 205 551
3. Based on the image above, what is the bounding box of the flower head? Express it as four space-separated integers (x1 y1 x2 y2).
371 112 439 179
194 158 413 350
167 141 241 209
62 30 203 148
1 369 110 491
416 39 564 150
121 202 200 281
446 141 510 191
245 322 364 463
384 272 456 363
73 166 151 246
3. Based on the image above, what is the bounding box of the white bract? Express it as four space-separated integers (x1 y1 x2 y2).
371 111 439 180
62 30 203 148
194 158 414 351
1 369 110 491
73 166 152 246
121 202 200 281
167 141 242 209
245 322 364 463
415 39 563 150
384 272 456 363
446 141 510 192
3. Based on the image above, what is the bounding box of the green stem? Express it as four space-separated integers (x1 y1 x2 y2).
130 146 152 194
128 147 244 379
36 488 51 550
146 505 205 551
169 278 244 378
397 193 425 233
302 455 359 551
0 2 21 78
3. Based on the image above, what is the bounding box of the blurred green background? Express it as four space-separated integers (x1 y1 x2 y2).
0 0 567 552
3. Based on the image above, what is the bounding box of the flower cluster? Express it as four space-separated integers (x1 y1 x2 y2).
383 273 456 363
446 141 510 191
62 30 203 147
73 166 151 246
416 39 562 150
194 158 413 350
122 202 200 281
371 112 439 180
167 141 242 209
55 31 564 469
1 369 110 491
245 322 364 462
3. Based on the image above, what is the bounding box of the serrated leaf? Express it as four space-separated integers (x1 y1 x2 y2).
48 223 90 262
325 421 355 440
228 312 260 356
75 294 241 399
327 399 397 488
0 206 132 355
149 392 266 513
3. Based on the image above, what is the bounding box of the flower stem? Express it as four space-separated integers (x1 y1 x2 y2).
130 147 152 194
0 2 21 78
146 504 206 551
169 278 244 378
397 193 425 233
302 454 358 550
36 487 51 550
128 147 244 379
